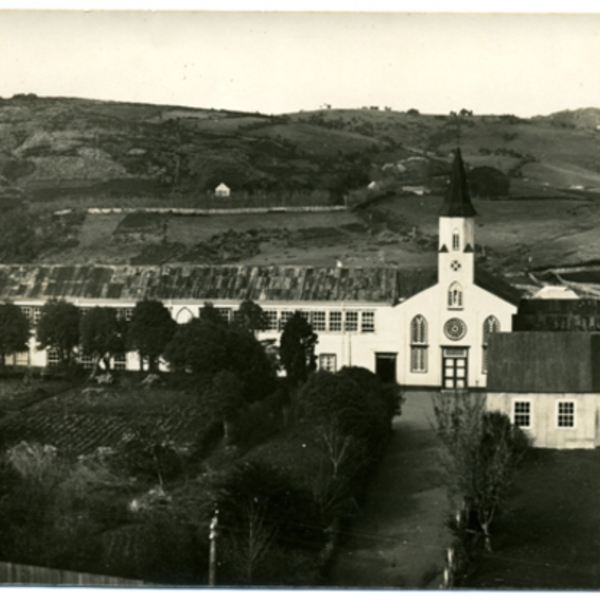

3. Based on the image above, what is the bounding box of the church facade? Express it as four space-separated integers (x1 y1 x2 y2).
0 150 523 389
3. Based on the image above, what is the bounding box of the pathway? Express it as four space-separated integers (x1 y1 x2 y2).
325 391 450 589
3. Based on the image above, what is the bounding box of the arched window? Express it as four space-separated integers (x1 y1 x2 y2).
411 314 427 344
410 315 428 373
448 282 463 309
176 307 194 324
452 228 460 251
482 316 500 373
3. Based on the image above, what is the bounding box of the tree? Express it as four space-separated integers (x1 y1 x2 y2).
164 319 228 375
36 299 81 366
0 303 29 368
164 318 277 402
111 422 182 489
279 312 318 387
232 300 268 336
468 166 510 199
202 371 245 444
199 302 229 328
79 306 125 376
432 392 530 552
127 300 176 373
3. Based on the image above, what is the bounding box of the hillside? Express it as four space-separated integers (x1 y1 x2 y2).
3 95 600 203
3 95 600 273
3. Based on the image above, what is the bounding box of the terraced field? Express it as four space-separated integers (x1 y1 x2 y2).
0 410 207 455
0 383 210 455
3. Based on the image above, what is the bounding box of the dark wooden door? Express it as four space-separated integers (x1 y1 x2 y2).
375 353 397 384
442 348 468 389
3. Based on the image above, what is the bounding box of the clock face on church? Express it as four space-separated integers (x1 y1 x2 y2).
444 318 467 341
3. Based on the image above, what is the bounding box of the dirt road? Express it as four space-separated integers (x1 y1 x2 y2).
325 391 450 589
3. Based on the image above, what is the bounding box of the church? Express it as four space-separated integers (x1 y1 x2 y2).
0 149 523 389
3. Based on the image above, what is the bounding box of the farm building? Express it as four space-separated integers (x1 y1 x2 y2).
214 182 230 197
512 298 600 332
486 332 600 449
0 149 524 388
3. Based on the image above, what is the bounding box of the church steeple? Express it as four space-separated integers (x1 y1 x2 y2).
438 148 476 286
439 148 477 217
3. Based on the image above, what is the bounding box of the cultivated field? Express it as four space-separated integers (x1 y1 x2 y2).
0 382 208 456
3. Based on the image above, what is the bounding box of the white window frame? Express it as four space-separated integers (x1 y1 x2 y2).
512 398 532 430
361 311 375 333
264 310 278 331
79 353 95 370
345 311 359 332
452 228 460 251
319 353 337 372
112 353 127 371
448 282 463 310
329 311 342 332
410 346 428 373
47 347 60 367
15 350 30 366
556 399 576 430
312 311 326 332
410 315 428 373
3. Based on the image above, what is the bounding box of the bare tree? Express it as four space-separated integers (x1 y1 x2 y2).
224 499 277 584
316 420 354 481
432 392 529 552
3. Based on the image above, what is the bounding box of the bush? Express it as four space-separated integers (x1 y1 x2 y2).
215 461 327 584
297 369 396 454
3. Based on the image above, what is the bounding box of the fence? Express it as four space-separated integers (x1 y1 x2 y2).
85 205 348 216
0 561 144 586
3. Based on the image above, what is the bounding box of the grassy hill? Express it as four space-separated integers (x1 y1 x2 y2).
4 95 600 204
3 95 600 273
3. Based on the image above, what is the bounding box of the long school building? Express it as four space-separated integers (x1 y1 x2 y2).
0 150 525 389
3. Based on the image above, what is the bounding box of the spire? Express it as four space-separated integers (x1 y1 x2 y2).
439 148 477 217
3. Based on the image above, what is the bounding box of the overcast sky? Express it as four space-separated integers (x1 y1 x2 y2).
1 9 600 117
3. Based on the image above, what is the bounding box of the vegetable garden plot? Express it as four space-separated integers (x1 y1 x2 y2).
0 409 208 455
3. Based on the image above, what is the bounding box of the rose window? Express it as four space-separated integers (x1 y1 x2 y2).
444 318 467 341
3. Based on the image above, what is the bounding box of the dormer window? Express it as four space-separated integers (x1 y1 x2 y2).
452 229 460 251
448 282 463 309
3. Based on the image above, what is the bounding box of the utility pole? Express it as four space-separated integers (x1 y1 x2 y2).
209 508 219 586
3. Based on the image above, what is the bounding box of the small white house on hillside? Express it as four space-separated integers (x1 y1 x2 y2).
215 183 231 197
487 332 600 449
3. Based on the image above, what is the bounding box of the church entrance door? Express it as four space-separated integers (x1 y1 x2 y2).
442 347 468 389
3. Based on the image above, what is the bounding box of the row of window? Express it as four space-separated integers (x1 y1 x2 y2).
409 314 500 374
196 307 376 333
18 305 376 334
19 305 135 325
513 399 576 429
46 348 127 370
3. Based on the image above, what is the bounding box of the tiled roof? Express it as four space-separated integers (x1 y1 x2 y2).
487 332 600 393
0 264 438 305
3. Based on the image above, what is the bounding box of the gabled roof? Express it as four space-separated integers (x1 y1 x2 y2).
0 264 438 305
439 148 477 218
487 332 600 393
475 267 524 306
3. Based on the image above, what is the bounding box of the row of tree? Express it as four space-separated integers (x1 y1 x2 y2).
0 298 322 384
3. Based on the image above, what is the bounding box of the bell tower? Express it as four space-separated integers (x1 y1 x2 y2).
438 148 476 287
